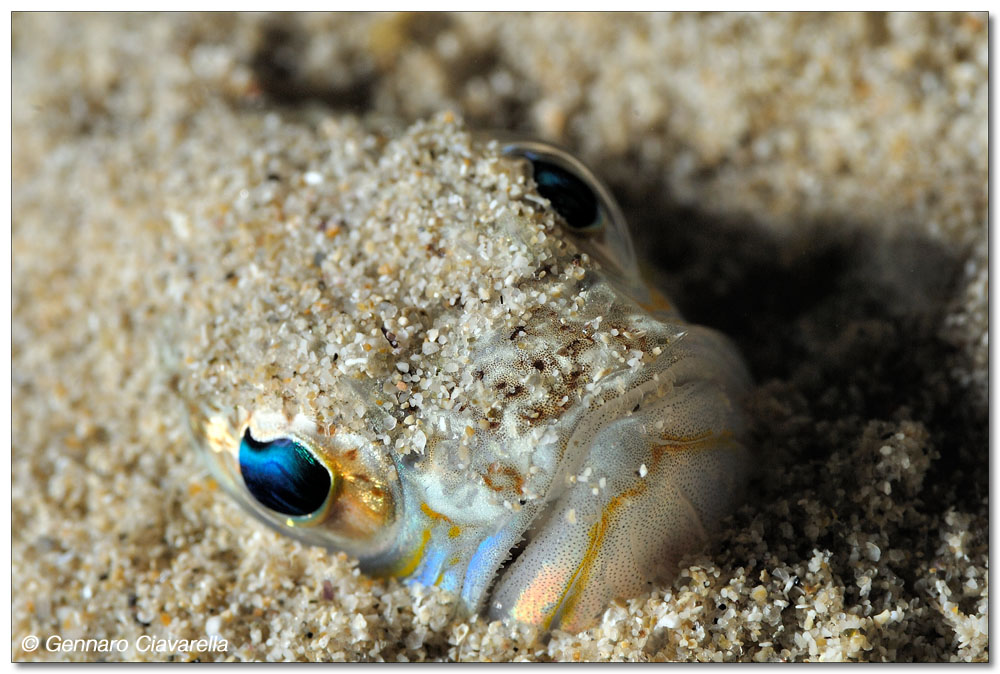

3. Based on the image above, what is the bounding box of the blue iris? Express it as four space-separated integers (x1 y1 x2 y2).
239 430 331 517
524 152 600 230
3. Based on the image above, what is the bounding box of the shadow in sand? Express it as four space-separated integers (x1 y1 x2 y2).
248 16 534 128
250 23 376 112
623 186 987 573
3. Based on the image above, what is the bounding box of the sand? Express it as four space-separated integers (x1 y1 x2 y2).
12 12 988 661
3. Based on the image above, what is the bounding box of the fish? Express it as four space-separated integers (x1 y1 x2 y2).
176 113 752 634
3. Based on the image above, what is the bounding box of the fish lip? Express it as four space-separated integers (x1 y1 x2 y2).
478 358 687 631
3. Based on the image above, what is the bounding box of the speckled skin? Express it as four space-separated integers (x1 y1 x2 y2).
180 118 751 632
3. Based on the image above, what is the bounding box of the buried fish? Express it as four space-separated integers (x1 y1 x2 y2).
177 114 752 634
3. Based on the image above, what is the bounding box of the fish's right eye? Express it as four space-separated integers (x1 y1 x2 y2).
239 430 334 518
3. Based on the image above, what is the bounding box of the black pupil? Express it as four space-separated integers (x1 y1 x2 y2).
527 155 599 230
239 430 330 517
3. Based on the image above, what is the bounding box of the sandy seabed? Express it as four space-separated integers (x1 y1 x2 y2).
12 12 988 661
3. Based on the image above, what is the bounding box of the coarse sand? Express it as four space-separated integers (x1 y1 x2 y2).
12 12 987 661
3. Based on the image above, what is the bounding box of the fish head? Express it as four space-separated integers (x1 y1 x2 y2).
178 116 750 633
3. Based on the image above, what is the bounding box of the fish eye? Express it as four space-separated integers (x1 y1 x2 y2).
523 153 602 231
188 405 402 558
502 143 614 234
499 139 641 287
239 430 334 518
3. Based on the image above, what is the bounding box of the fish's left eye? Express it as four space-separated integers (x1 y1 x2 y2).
239 430 334 518
499 139 641 286
524 154 601 231
501 142 616 234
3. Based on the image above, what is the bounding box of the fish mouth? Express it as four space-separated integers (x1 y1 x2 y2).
366 471 545 618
